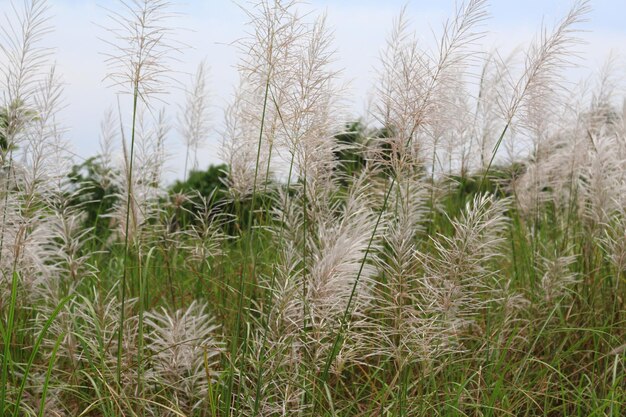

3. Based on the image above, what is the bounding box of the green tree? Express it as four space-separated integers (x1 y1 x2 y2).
68 156 119 239
333 121 370 177
169 164 229 228
170 164 228 197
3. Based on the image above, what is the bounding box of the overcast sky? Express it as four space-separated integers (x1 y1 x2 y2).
10 0 626 182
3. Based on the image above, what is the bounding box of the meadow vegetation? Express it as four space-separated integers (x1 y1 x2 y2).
0 0 624 415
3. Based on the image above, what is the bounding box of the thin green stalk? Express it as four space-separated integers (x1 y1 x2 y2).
227 74 272 415
301 170 314 409
608 354 621 417
204 347 218 417
480 123 510 190
0 271 19 415
137 247 155 417
251 149 297 415
0 147 15 265
38 332 64 417
429 138 438 217
162 245 177 309
561 159 580 253
301 171 308 331
118 82 140 388
183 143 191 183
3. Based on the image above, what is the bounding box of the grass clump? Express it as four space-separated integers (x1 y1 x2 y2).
0 0 624 416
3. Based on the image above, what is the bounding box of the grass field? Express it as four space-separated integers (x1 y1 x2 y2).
0 0 624 416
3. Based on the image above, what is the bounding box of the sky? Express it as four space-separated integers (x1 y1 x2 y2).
5 0 626 183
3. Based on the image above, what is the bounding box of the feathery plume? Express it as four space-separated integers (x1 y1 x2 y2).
484 0 590 172
0 0 52 159
538 251 579 304
374 0 488 173
417 193 509 338
219 86 273 199
144 301 221 415
102 0 179 101
109 108 168 242
179 61 211 179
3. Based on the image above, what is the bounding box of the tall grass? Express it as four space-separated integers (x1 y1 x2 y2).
0 0 624 416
